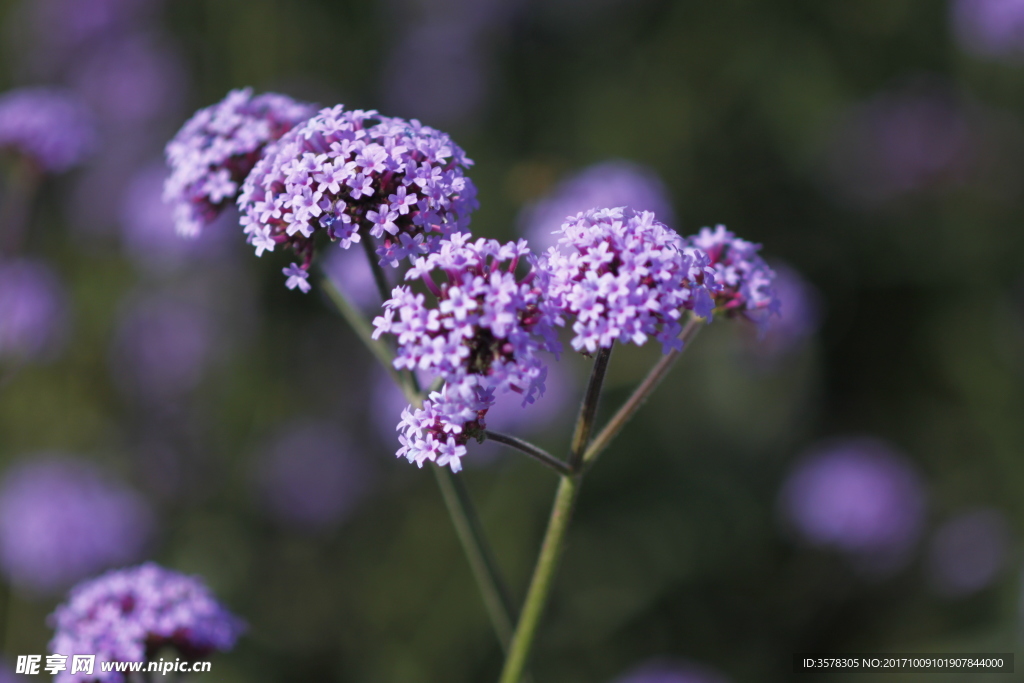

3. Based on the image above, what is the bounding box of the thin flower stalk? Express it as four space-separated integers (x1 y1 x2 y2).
484 431 572 477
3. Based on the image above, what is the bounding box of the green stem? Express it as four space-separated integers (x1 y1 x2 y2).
582 316 703 469
484 430 572 477
498 475 579 683
320 274 519 654
433 466 517 651
321 278 400 386
361 235 392 303
568 347 613 471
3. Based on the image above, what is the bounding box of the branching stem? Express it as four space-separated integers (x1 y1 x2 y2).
484 431 572 477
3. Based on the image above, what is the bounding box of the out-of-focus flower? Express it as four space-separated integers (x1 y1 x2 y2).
684 225 779 328
926 508 1011 597
381 0 521 127
0 455 152 594
612 658 730 683
748 263 821 356
779 437 927 573
255 422 373 531
951 0 1024 61
0 258 69 362
372 235 560 471
825 83 978 206
544 207 715 354
49 563 244 683
119 163 230 272
520 160 675 252
164 88 316 238
0 87 96 173
109 293 213 403
70 33 186 126
238 105 478 285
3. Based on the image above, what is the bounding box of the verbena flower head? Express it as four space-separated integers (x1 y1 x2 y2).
544 207 714 354
237 105 478 287
684 225 779 326
779 437 927 573
926 508 1009 597
372 235 560 471
0 258 69 362
164 88 315 237
520 159 675 252
0 87 95 172
0 455 152 594
49 563 245 683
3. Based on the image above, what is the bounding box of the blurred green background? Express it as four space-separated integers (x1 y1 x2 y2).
1 0 1023 681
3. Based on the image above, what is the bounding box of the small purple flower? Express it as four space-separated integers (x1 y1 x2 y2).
48 563 245 683
951 0 1024 61
612 658 731 683
684 225 779 327
237 105 478 286
282 262 311 293
164 88 316 237
779 437 927 573
255 422 373 531
0 455 152 594
0 258 69 362
0 87 96 173
109 293 212 403
372 235 561 471
519 160 675 253
543 207 714 354
926 508 1010 597
825 83 977 206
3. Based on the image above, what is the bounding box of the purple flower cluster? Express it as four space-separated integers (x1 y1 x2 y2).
520 159 675 253
238 105 478 287
0 456 152 594
164 88 315 238
684 225 779 326
0 259 69 362
0 87 95 172
49 563 244 683
372 235 560 471
544 207 715 354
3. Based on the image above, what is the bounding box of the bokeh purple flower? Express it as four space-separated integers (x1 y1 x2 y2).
951 0 1024 61
0 455 153 594
519 160 675 253
612 658 730 683
119 163 230 272
779 437 927 573
109 293 213 403
0 87 96 173
164 88 316 237
70 33 186 126
544 207 715 354
684 225 779 327
825 83 978 206
0 258 69 362
926 508 1011 597
48 563 244 683
372 235 561 471
750 263 821 355
255 421 373 531
238 105 478 286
